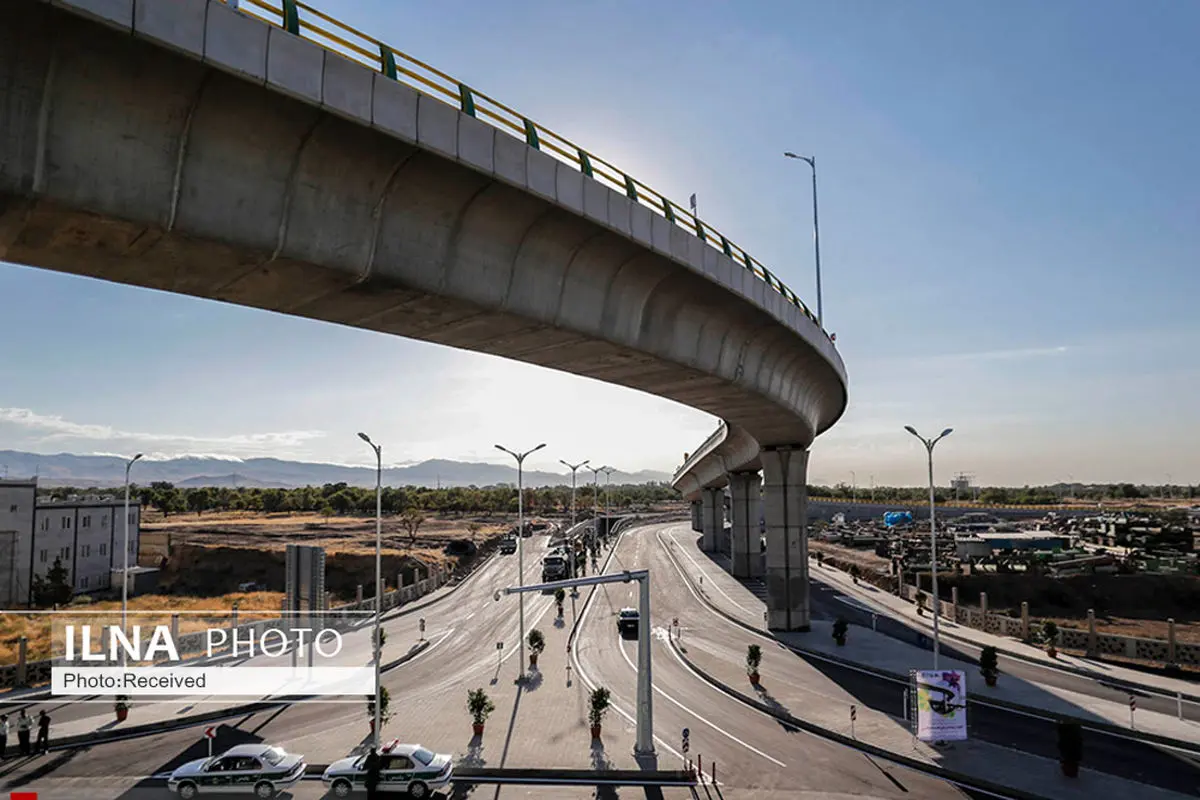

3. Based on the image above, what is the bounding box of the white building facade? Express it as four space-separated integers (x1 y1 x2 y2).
0 479 141 607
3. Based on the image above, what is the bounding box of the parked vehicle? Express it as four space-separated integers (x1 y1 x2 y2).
322 740 452 798
167 744 305 798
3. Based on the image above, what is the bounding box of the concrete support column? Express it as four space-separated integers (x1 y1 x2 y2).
690 501 702 533
760 447 810 631
950 586 959 622
700 488 724 552
979 591 988 631
728 472 761 578
1168 618 1177 665
15 637 27 688
1020 602 1030 641
1086 608 1096 656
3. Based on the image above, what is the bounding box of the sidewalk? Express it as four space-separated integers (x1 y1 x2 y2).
671 626 1194 800
661 527 1200 747
811 558 1200 700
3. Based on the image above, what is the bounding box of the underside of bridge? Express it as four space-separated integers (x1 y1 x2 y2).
0 0 847 632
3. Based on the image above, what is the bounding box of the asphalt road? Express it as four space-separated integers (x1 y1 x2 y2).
0 536 563 798
573 525 971 799
659 526 1200 795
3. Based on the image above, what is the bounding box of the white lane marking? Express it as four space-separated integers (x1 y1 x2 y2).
615 636 787 767
568 529 686 762
464 611 477 622
667 530 750 613
833 596 874 613
397 627 455 667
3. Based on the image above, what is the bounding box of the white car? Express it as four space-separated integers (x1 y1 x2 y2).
322 740 453 798
167 743 306 798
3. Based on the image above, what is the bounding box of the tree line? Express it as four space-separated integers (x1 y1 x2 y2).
39 482 680 518
811 482 1200 505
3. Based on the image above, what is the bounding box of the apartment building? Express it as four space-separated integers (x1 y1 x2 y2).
0 479 141 607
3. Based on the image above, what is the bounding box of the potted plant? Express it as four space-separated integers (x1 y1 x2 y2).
366 685 391 734
1042 621 1059 658
588 686 611 739
915 590 927 616
374 627 387 650
527 628 545 668
114 695 130 722
979 645 999 687
746 644 762 686
832 617 849 646
1057 720 1082 777
468 687 494 736
849 564 861 585
554 587 566 618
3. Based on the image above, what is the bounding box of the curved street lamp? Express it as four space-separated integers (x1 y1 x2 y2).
904 425 953 669
496 442 546 679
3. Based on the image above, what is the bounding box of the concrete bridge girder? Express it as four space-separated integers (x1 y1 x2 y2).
0 0 846 460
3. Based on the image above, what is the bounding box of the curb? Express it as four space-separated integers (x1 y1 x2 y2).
662 533 1200 755
45 631 434 752
812 562 1200 706
667 634 1051 800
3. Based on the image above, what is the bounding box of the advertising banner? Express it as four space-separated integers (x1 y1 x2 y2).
914 669 968 741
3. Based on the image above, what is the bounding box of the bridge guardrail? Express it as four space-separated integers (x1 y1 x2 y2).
224 0 824 332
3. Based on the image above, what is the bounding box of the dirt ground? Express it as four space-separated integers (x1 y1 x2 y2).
142 512 525 569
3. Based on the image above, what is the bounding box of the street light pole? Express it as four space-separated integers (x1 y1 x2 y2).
904 425 953 670
559 459 590 531
784 151 823 329
601 466 615 519
497 442 547 681
850 470 857 502
588 465 603 541
121 453 143 668
357 432 383 748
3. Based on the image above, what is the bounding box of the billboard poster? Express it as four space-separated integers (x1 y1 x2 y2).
914 669 968 741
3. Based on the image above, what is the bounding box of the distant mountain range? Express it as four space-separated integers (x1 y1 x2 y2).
0 450 674 489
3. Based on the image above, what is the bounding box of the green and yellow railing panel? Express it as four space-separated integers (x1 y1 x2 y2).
224 0 825 333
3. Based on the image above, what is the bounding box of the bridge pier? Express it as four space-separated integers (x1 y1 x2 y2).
700 488 724 553
728 471 763 578
690 500 702 533
761 447 810 631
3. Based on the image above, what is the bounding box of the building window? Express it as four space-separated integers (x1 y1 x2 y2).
100 543 107 556
128 512 135 524
39 549 47 564
101 516 108 528
60 546 70 561
81 545 90 558
40 519 49 532
82 517 90 529
80 575 89 589
61 516 71 529
7 505 15 513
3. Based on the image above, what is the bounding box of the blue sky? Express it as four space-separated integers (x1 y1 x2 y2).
2 0 1198 486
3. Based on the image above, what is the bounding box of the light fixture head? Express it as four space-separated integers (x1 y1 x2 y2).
904 425 919 437
357 432 371 444
940 428 954 438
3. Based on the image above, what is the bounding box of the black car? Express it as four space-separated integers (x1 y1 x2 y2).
499 537 517 554
617 607 639 635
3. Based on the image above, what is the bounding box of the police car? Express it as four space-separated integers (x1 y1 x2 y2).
322 739 453 798
166 743 306 798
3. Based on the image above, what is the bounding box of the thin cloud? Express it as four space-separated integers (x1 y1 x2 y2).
0 407 325 456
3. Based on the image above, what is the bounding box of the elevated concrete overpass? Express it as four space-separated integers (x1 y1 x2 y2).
0 0 847 629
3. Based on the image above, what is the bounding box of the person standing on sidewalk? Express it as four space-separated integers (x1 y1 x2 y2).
15 709 31 756
35 710 49 753
0 713 8 758
363 747 381 800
